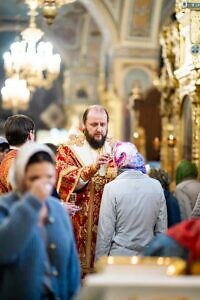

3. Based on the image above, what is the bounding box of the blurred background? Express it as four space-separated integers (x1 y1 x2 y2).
1 0 200 182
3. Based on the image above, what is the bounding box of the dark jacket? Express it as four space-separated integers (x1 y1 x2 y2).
164 190 181 227
0 192 80 300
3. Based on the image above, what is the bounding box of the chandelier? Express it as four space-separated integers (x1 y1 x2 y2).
24 0 76 25
41 0 77 25
2 1 61 92
1 76 30 114
1 0 77 113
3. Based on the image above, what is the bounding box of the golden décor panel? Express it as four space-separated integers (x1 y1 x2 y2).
159 1 200 181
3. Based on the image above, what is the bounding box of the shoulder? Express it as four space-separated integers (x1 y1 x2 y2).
67 132 85 146
47 197 72 227
64 129 86 147
165 190 178 202
146 177 165 194
57 143 73 157
147 176 162 186
47 196 61 207
3 149 18 162
103 178 119 191
177 179 200 187
57 131 86 153
0 150 17 170
0 193 17 213
47 197 67 216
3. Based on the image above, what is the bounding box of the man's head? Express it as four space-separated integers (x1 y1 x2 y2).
4 114 35 147
0 137 10 163
82 105 109 149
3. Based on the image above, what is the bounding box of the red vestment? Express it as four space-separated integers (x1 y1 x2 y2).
0 149 18 194
56 131 116 274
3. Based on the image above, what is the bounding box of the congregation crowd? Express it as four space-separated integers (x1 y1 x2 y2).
0 105 200 300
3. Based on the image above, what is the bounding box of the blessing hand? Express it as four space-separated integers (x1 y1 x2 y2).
96 153 112 168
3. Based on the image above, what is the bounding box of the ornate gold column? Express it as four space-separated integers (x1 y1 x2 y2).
159 1 200 181
159 21 181 182
191 90 200 169
175 0 200 176
128 84 146 157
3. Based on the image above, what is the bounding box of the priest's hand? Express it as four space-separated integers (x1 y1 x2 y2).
96 153 112 168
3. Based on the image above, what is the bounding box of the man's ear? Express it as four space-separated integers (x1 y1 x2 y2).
28 130 35 142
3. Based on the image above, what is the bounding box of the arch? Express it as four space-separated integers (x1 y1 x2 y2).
79 0 118 69
123 66 153 98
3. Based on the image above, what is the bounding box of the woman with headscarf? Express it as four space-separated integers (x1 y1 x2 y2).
0 142 80 300
174 160 200 220
95 142 167 260
149 168 181 227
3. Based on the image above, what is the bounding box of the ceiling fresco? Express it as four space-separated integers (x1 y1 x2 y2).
128 0 154 38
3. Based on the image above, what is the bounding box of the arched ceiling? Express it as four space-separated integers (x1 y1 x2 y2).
0 0 176 63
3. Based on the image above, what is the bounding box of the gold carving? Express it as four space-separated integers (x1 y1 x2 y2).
176 0 184 13
191 92 200 169
159 20 181 180
191 10 200 44
67 133 85 146
159 3 200 179
92 175 107 192
178 1 200 51
190 259 200 275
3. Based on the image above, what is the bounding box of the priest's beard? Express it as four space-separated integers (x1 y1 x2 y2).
84 128 107 150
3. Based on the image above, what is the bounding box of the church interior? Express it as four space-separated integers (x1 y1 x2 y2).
2 0 198 182
1 0 199 183
1 1 200 299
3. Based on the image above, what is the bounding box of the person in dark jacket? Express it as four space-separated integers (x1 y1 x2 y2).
0 142 80 300
149 168 181 227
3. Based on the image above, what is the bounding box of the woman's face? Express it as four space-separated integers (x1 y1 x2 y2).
23 161 56 191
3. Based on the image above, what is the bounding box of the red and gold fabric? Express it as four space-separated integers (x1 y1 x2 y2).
56 131 116 275
0 149 18 194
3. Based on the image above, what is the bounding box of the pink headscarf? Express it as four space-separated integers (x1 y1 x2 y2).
113 141 146 173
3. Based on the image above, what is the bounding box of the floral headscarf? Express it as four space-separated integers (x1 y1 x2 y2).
9 142 55 193
113 141 146 173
